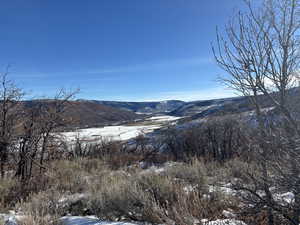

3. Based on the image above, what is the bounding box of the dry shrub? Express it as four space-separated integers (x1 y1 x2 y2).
165 160 207 191
48 159 107 193
49 161 87 193
86 138 123 158
143 152 171 165
106 150 171 170
17 187 93 221
225 159 261 185
0 159 102 211
80 137 169 170
105 152 144 170
18 212 60 225
137 174 178 210
162 116 245 162
88 172 178 224
76 158 107 173
88 175 151 221
16 190 64 225
0 172 52 211
0 178 17 210
17 190 64 216
6 158 241 225
87 167 235 225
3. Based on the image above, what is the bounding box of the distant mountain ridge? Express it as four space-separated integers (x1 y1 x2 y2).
24 89 293 130
168 97 249 117
21 87 300 130
23 100 142 128
79 100 185 114
82 94 274 119
79 97 250 117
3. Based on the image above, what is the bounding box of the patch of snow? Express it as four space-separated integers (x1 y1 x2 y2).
183 185 195 194
209 185 236 196
140 165 166 175
201 219 246 225
139 162 177 175
0 213 24 225
60 216 142 225
222 210 236 218
146 116 181 122
4 217 18 225
60 125 161 143
58 193 89 206
135 112 152 115
274 192 295 204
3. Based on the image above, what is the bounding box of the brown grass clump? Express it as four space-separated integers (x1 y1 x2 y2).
6 157 242 225
18 212 60 225
47 158 108 194
86 162 237 225
16 190 64 225
0 178 17 211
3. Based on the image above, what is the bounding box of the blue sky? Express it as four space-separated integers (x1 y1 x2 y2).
0 0 243 101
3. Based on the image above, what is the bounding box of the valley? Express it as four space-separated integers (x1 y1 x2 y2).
59 115 181 143
1 0 299 224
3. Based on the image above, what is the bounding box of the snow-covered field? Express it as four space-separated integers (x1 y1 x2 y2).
60 124 161 142
60 115 180 143
145 115 181 122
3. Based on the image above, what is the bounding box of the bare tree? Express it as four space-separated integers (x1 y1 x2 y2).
15 106 43 180
213 0 300 224
213 0 300 133
0 67 24 178
14 88 79 180
37 88 79 171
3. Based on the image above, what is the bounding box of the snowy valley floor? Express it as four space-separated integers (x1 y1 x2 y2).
59 115 181 143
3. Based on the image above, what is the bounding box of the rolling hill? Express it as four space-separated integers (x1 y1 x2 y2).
88 100 185 114
22 100 142 128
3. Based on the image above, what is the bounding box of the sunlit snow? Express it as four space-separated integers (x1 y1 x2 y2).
60 116 180 143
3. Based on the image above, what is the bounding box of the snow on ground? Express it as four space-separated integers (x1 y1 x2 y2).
0 214 249 225
146 115 181 122
222 210 236 219
0 213 26 225
0 214 16 225
209 183 236 196
274 192 295 204
60 216 142 225
0 215 142 225
61 217 247 225
60 125 161 143
135 112 152 115
60 116 180 143
201 219 247 225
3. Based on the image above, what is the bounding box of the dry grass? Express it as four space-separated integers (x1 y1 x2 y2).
3 157 245 225
7 157 237 224
16 190 63 225
19 215 57 225
0 178 17 211
84 161 238 225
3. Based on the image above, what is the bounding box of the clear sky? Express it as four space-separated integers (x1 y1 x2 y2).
0 0 243 101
